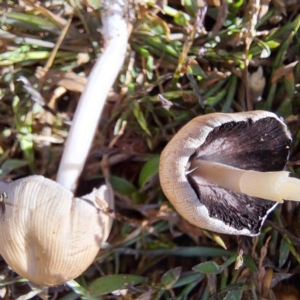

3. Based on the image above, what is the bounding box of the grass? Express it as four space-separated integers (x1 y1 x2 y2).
0 0 300 299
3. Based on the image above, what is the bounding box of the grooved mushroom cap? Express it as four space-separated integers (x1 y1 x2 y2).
0 176 113 286
159 111 292 236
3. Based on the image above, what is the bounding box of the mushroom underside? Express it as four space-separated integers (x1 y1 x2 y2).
187 117 291 234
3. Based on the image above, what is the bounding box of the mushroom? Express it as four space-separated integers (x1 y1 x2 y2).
0 0 135 287
0 176 113 286
159 110 299 236
56 0 133 192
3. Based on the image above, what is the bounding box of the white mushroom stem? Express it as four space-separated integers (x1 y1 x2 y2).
190 159 300 203
56 0 132 191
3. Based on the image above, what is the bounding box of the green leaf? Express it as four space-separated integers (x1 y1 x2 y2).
146 36 179 57
284 72 295 98
212 233 227 249
222 75 237 112
256 39 271 58
86 0 102 9
174 11 189 26
110 176 137 197
187 60 207 77
204 78 228 98
279 238 290 268
0 277 28 287
12 95 34 171
3 11 59 32
193 261 222 274
138 155 160 188
89 275 146 296
147 246 232 257
172 272 204 288
265 40 280 48
66 280 88 297
277 97 292 118
222 254 238 268
137 47 150 58
133 102 151 136
183 0 198 16
146 55 154 80
204 89 227 106
161 267 182 289
224 290 243 300
1 159 28 176
243 254 258 272
232 0 243 8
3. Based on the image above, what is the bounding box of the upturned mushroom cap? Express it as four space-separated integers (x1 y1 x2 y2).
159 111 292 236
0 176 113 286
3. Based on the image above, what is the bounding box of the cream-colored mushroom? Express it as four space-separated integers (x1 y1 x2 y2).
0 176 113 287
0 0 135 287
159 111 298 236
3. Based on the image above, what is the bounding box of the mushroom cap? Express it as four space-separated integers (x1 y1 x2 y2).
159 111 292 236
0 176 113 286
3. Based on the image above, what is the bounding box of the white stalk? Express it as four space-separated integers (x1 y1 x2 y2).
190 159 300 203
56 0 132 191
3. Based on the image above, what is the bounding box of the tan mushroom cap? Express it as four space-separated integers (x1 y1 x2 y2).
0 176 113 286
159 111 292 236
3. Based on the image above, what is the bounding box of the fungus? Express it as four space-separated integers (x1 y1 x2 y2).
0 0 134 287
0 176 113 286
159 111 299 236
56 0 132 192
